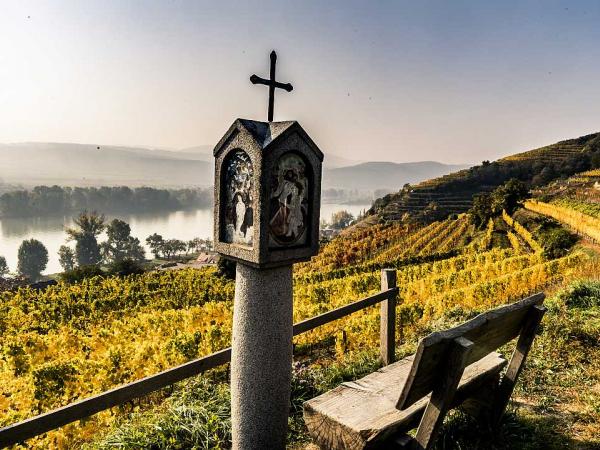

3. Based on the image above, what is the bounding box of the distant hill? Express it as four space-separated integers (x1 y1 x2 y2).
367 132 600 223
177 145 215 161
180 144 358 169
0 143 213 187
1 142 458 194
324 161 467 191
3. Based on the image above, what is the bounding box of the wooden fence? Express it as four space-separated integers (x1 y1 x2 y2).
0 269 399 448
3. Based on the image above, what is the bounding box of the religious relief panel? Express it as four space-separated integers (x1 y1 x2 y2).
222 150 254 246
269 152 309 247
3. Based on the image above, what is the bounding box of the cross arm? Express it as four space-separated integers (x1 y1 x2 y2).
250 74 293 92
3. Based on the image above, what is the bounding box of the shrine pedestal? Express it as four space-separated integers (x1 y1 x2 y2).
230 263 293 450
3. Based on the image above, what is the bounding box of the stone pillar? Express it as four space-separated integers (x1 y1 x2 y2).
231 263 294 450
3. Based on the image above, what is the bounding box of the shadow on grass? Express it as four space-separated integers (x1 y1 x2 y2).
435 408 598 450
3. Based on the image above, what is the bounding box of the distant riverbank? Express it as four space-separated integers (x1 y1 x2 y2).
0 186 212 218
0 203 370 274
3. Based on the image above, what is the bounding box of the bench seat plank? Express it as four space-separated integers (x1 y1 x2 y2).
304 352 507 450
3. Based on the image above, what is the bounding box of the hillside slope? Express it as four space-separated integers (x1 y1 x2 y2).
368 132 600 223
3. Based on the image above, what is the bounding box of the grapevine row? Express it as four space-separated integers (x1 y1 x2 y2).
502 209 543 253
525 200 600 243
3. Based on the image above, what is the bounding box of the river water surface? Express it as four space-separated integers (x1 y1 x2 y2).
0 203 370 274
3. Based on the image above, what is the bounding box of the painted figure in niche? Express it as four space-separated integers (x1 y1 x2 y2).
269 152 308 246
223 150 253 245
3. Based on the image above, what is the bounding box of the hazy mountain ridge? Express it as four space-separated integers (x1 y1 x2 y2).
324 161 467 190
0 142 213 187
0 142 463 194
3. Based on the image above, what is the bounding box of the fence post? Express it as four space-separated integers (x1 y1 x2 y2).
380 268 397 365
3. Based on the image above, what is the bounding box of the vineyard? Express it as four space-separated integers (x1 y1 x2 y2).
525 199 600 243
501 141 585 163
1 201 598 449
550 198 600 220
369 132 600 223
4 149 600 448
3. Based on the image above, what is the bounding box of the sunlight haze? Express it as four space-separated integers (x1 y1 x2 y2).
1 0 600 164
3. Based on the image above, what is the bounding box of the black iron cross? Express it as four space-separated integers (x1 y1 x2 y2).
250 51 293 122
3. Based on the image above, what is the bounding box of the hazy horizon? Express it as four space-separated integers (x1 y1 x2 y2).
0 140 472 166
2 1 600 165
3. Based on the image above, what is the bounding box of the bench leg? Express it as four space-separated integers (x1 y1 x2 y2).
410 336 474 450
460 373 501 429
491 305 546 427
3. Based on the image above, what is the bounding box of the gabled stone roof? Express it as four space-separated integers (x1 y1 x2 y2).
237 119 295 149
213 118 323 161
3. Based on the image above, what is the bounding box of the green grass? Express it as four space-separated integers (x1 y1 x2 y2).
84 375 232 450
430 282 600 449
88 280 600 449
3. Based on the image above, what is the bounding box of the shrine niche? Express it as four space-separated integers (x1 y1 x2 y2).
222 150 254 246
213 118 323 268
269 152 309 247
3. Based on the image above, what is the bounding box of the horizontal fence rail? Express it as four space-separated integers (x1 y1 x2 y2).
0 284 399 448
0 349 233 448
292 288 397 335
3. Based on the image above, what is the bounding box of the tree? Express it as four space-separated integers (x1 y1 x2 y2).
0 256 8 277
186 239 195 255
124 237 146 262
107 259 145 277
101 219 145 264
161 239 186 259
491 179 528 215
60 265 104 284
469 179 528 228
146 233 164 258
17 239 48 281
185 237 213 254
329 210 355 230
66 211 105 266
187 238 201 254
58 245 76 271
469 192 493 228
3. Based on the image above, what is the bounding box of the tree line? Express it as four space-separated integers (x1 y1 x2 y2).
0 185 212 217
0 211 214 283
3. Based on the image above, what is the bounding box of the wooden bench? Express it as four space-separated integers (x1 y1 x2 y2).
303 293 546 450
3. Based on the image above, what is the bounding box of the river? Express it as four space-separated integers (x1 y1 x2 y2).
0 203 370 275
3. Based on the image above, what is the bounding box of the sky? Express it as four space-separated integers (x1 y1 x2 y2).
1 0 600 165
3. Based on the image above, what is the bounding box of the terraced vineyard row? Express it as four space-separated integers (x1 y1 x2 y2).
502 142 585 163
507 230 523 253
413 251 587 319
369 133 599 223
478 218 495 251
294 248 588 350
373 216 471 262
419 215 470 255
502 210 543 253
400 220 451 256
551 198 600 219
373 189 476 222
297 247 514 285
296 222 412 272
525 199 600 242
578 169 600 178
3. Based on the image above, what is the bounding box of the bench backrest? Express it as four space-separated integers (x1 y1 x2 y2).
397 292 545 409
